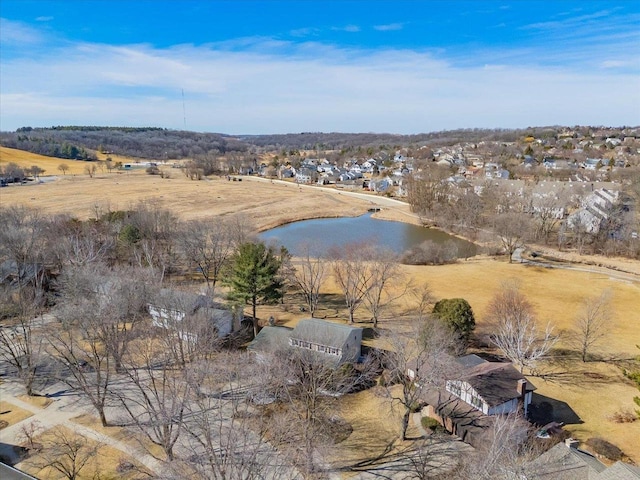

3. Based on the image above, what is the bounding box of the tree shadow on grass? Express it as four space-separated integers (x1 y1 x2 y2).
313 293 346 318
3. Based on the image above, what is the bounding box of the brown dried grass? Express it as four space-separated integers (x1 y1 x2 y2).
0 401 33 429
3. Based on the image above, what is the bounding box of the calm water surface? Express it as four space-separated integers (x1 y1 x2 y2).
259 213 477 258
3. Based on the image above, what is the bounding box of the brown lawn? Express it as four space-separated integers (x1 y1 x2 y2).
72 413 166 461
1 146 101 175
0 401 33 429
256 258 640 464
16 425 150 480
16 395 53 409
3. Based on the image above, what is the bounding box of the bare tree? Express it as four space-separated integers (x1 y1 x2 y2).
126 202 180 280
406 166 452 220
149 288 224 366
287 243 327 317
361 247 402 327
383 314 460 441
172 353 296 480
178 216 242 297
0 286 46 396
23 426 101 480
47 307 112 427
259 343 376 475
84 164 97 177
453 413 535 480
487 282 557 373
58 163 69 175
573 290 614 362
526 187 568 244
0 206 50 290
492 212 532 263
115 334 191 462
62 264 151 370
48 215 114 268
330 242 375 324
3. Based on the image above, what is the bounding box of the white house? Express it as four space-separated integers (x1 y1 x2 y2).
148 290 234 342
445 355 535 417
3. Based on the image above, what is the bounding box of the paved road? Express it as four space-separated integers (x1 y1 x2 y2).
241 175 422 221
513 248 640 284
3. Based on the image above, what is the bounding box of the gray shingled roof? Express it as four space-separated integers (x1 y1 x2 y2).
246 326 292 354
526 442 612 480
290 318 360 349
596 461 640 480
464 361 536 407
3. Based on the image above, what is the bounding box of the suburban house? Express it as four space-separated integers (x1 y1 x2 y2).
567 188 619 234
248 318 363 366
369 176 393 193
445 354 536 417
526 438 640 479
422 354 536 447
148 290 234 342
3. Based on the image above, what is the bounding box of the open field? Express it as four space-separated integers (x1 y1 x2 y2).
2 145 640 465
1 146 99 175
1 151 376 232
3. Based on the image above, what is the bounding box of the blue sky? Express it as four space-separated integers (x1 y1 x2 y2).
1 1 639 134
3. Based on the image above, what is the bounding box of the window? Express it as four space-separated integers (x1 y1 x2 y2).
470 395 483 409
449 382 462 397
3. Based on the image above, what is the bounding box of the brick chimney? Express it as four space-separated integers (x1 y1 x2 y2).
517 378 527 396
565 438 580 449
517 379 528 416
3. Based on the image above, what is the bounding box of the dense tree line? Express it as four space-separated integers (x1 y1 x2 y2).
0 127 249 161
8 125 634 162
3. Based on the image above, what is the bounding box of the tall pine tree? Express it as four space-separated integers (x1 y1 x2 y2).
224 242 285 337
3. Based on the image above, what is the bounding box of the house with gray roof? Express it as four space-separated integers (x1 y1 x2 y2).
526 439 640 479
421 355 536 448
446 354 536 417
247 319 363 366
148 289 234 342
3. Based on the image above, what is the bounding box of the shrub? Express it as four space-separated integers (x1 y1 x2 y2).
401 240 459 265
432 298 476 345
608 409 637 424
586 437 624 461
421 416 441 432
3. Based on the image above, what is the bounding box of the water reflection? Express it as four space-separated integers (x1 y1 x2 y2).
259 213 476 258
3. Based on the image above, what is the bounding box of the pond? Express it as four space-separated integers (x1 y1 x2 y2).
259 213 477 258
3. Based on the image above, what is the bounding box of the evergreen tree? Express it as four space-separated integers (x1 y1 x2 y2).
223 242 285 337
432 298 476 348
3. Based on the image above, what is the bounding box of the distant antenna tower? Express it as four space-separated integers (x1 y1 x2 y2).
182 89 187 129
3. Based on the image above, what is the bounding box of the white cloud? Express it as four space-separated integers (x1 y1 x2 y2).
373 23 403 32
1 37 638 133
332 24 360 33
35 16 54 22
0 18 46 46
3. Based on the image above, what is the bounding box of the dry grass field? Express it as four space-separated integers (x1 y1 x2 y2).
16 395 53 409
0 147 373 231
2 146 640 465
1 146 98 175
0 401 33 429
16 425 149 480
